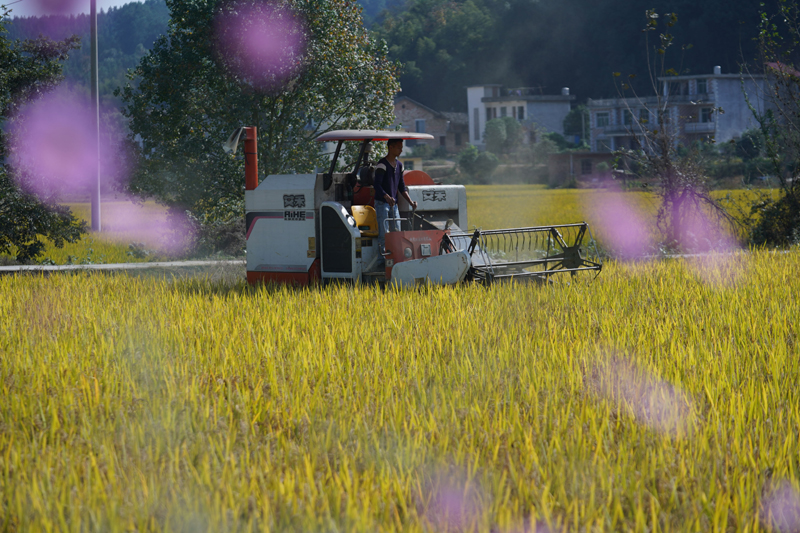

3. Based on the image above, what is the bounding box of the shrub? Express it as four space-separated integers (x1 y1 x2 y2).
409 143 433 159
483 119 507 155
457 145 498 183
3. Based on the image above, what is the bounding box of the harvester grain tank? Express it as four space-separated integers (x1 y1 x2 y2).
226 127 601 287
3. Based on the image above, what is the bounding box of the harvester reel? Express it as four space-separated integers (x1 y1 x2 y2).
453 223 602 284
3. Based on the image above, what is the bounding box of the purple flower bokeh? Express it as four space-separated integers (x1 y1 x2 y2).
101 198 197 255
213 0 307 92
761 481 800 532
585 353 694 435
9 88 128 199
27 0 83 16
670 207 740 252
585 191 651 259
423 474 484 531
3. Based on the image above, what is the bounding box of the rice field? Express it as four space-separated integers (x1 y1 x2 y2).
2 250 799 531
10 186 775 265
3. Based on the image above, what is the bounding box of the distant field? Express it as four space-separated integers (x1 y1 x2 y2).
2 251 799 531
3 186 778 264
464 185 774 231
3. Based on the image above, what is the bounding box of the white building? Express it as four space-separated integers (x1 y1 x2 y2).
587 66 772 152
466 85 575 149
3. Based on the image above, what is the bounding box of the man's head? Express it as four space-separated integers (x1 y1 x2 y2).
387 138 403 157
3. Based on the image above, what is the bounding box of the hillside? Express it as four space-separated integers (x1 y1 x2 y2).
5 0 774 113
6 0 169 107
373 0 772 111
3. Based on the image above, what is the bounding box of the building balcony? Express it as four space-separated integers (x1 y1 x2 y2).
602 123 648 136
684 122 716 133
665 93 715 104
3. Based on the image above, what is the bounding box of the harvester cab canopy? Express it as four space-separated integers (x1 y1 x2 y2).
315 130 434 191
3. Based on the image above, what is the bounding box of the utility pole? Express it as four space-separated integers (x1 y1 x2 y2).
90 0 101 231
581 107 586 148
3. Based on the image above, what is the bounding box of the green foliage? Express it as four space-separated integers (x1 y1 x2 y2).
409 142 433 159
457 144 498 183
0 170 87 262
750 194 800 246
501 116 523 153
483 116 522 155
531 137 557 162
483 118 506 155
542 132 577 152
0 6 86 263
747 1 800 245
563 105 589 142
120 0 400 225
736 128 765 160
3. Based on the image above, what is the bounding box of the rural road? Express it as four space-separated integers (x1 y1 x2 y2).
0 259 245 274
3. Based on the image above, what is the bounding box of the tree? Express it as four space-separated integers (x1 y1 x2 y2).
457 144 498 183
614 11 735 250
735 128 764 161
483 116 522 155
120 0 399 228
483 118 506 155
746 1 800 246
563 105 589 145
0 5 85 263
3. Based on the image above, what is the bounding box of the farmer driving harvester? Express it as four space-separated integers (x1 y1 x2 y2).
374 138 417 268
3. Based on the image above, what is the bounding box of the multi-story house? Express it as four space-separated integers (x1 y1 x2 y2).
587 66 772 152
393 96 469 153
466 85 574 150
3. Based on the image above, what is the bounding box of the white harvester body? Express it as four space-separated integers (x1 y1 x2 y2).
229 127 601 287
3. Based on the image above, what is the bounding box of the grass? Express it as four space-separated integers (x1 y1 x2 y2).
1 252 799 531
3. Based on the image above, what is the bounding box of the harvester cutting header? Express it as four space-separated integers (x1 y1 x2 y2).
225 127 602 287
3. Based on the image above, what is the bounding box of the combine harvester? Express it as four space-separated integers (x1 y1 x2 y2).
226 128 602 287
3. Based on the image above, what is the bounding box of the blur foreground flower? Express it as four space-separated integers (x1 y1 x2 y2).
213 0 307 92
9 89 119 198
28 0 83 15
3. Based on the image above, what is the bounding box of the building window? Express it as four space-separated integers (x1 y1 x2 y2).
581 160 592 175
596 112 609 128
415 119 426 133
486 108 492 122
405 160 415 170
473 109 480 140
597 139 612 152
518 106 524 120
623 109 633 125
501 106 507 117
455 132 462 146
701 107 713 123
697 79 707 94
439 136 446 146
639 108 649 124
